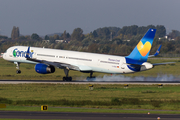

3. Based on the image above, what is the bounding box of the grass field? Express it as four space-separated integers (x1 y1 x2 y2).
0 58 179 80
0 84 180 112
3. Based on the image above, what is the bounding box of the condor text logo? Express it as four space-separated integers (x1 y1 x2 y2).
13 48 34 58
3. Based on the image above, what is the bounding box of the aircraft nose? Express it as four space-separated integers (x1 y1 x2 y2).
2 53 6 59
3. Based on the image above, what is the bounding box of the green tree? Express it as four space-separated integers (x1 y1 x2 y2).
16 27 20 38
147 25 156 29
108 27 121 36
92 30 98 38
0 35 8 40
25 35 31 39
66 33 70 38
18 36 26 40
44 35 49 40
96 27 110 39
112 38 122 45
169 30 180 39
63 30 67 40
11 26 16 39
101 45 111 54
71 28 84 41
175 36 180 44
156 25 166 37
53 34 59 40
31 33 40 40
11 26 20 40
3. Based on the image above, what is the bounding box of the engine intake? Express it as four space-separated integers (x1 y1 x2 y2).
35 63 55 74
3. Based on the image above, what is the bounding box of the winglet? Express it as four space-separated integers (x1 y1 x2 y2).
149 45 162 57
154 45 162 56
25 46 30 58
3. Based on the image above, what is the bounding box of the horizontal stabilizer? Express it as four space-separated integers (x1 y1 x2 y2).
153 62 175 66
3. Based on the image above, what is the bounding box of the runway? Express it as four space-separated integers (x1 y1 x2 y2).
0 80 180 85
1 80 180 84
0 111 180 120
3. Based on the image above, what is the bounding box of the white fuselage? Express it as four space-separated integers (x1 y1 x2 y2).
3 46 153 74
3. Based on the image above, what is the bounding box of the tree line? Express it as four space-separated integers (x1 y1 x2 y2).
0 25 180 55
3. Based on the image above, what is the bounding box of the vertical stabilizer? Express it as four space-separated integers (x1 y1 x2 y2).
125 28 156 65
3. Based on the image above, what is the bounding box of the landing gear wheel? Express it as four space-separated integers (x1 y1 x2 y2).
69 77 72 81
16 70 21 74
86 72 96 81
62 68 72 81
63 77 66 81
86 76 96 81
63 77 72 81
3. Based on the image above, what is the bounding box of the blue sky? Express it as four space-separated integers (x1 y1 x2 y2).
0 0 180 37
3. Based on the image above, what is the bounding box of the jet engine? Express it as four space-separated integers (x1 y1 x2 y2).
140 62 153 71
35 63 55 74
127 62 153 72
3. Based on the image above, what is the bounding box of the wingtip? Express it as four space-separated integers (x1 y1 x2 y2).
154 45 162 56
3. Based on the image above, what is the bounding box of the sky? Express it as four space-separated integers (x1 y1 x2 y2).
0 0 180 37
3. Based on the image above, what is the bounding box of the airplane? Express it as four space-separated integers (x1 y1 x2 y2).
2 28 174 81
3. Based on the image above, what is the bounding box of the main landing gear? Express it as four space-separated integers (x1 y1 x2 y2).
62 69 96 81
14 62 21 74
86 72 96 80
63 68 72 81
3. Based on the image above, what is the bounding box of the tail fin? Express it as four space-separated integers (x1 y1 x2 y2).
125 28 156 65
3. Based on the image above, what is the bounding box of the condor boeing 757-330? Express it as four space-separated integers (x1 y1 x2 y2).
3 29 174 81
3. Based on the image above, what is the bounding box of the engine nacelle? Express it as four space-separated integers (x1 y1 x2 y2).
140 62 153 71
127 62 153 72
35 63 55 74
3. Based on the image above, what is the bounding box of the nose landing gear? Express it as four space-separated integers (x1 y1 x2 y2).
14 62 21 74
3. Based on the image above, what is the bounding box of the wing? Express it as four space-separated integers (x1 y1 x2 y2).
148 45 162 57
25 47 92 71
26 57 81 71
153 62 175 66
